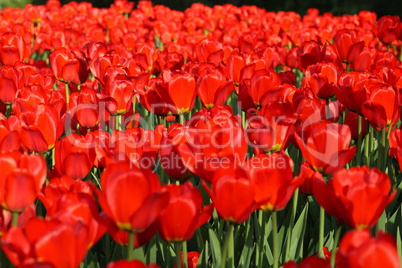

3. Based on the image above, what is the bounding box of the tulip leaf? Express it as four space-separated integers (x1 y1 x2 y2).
132 247 146 263
145 236 158 264
397 227 401 268
208 228 222 267
289 202 309 262
238 219 256 268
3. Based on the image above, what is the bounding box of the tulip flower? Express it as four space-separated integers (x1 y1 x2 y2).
333 29 365 64
173 252 200 268
196 66 233 108
336 229 400 268
203 167 258 223
246 151 303 212
313 166 396 229
0 33 31 66
50 47 88 85
0 152 46 212
19 104 62 153
284 255 330 268
97 161 168 232
158 182 213 242
54 134 94 179
107 260 160 268
69 88 100 128
247 102 297 153
302 61 339 99
376 15 401 44
1 218 93 268
295 121 356 174
0 65 19 104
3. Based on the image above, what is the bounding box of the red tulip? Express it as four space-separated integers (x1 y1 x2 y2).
333 29 364 63
0 152 46 212
295 121 356 174
50 47 88 84
246 152 303 211
361 82 399 128
1 218 92 268
302 61 339 99
158 182 213 242
336 229 399 268
0 114 23 153
45 191 107 249
248 69 282 107
107 260 159 268
0 65 19 104
174 252 200 268
159 123 194 180
54 134 93 179
0 33 31 66
247 102 297 153
97 161 168 232
284 255 330 268
69 88 100 128
196 66 233 108
313 166 396 229
376 15 401 44
19 104 62 153
203 167 258 223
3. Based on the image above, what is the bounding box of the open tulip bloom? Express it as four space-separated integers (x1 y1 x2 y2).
0 1 401 268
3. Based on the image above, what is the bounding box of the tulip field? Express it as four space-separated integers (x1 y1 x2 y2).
0 0 401 267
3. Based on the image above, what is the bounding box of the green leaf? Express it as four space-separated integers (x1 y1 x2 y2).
208 228 222 267
288 202 309 262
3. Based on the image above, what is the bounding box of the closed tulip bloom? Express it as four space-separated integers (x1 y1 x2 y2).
50 47 88 84
295 121 356 174
376 15 401 44
247 152 303 212
19 104 62 153
333 29 364 63
196 67 233 108
0 33 31 66
336 229 399 268
313 166 396 229
1 218 93 268
158 182 213 242
203 167 258 223
97 162 169 232
54 134 94 179
0 152 46 212
247 102 297 153
0 65 19 104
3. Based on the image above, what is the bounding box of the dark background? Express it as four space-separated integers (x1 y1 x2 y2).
32 0 402 17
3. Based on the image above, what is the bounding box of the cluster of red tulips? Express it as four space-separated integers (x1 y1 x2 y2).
0 0 401 267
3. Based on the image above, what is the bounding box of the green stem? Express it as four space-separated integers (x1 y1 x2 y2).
258 210 266 267
175 242 182 268
369 124 374 167
378 127 387 171
179 113 184 125
12 212 18 227
115 115 121 131
220 222 234 268
127 231 134 261
357 115 362 166
132 95 137 128
65 83 70 104
272 211 279 268
318 206 325 258
330 225 342 268
5 103 12 118
182 241 188 268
